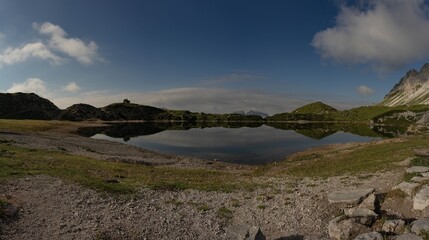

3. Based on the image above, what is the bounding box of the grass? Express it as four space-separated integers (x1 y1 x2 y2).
0 119 70 132
0 142 257 194
216 207 233 220
258 134 429 178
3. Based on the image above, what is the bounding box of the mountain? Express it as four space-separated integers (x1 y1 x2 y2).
0 92 60 120
59 103 109 121
382 63 429 106
292 101 337 114
233 110 269 118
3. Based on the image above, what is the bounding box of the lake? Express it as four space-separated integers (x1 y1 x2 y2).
81 122 388 164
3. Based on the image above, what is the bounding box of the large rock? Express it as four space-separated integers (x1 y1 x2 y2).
353 232 383 240
391 233 423 240
392 182 419 196
406 166 429 174
358 194 376 211
328 188 375 206
344 208 377 225
414 186 429 210
411 218 429 236
411 176 429 183
382 219 405 234
414 149 429 158
328 216 371 240
226 225 266 240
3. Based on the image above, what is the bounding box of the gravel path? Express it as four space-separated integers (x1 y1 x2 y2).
0 130 404 239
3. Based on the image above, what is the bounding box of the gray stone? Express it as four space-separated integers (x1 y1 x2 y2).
381 219 405 234
394 157 413 167
414 148 429 158
358 194 376 211
344 208 377 225
391 233 423 240
411 218 429 236
422 172 429 177
328 188 375 206
328 215 371 240
411 176 429 183
414 186 429 210
406 166 429 174
353 232 383 240
392 182 419 196
226 225 266 240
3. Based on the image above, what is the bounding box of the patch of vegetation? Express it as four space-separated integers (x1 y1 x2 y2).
216 207 233 220
258 134 429 178
411 157 429 167
197 205 211 212
165 199 183 206
257 204 267 210
0 144 257 194
292 101 338 114
0 119 69 132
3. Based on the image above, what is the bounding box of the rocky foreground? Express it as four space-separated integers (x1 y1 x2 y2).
0 130 428 239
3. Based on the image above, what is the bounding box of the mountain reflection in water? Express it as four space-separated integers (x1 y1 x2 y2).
79 122 392 164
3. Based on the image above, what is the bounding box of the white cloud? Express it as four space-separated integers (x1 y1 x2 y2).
7 78 48 96
357 85 375 96
200 73 265 86
33 22 99 64
0 42 62 67
63 82 80 93
312 0 429 72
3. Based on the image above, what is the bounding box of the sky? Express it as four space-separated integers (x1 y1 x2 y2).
1 0 429 114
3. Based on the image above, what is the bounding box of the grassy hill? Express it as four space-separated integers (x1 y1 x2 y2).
292 101 338 114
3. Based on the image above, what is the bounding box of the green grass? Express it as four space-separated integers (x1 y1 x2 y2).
258 135 429 178
216 207 233 220
0 119 70 132
0 143 256 194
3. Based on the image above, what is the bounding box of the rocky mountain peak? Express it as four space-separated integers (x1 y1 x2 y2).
381 63 429 106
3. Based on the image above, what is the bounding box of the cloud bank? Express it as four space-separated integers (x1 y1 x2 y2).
7 78 48 96
63 82 80 93
312 0 429 72
0 22 99 67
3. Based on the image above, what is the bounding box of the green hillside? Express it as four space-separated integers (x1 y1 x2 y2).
292 101 338 114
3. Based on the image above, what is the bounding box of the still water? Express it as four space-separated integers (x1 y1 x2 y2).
87 123 382 165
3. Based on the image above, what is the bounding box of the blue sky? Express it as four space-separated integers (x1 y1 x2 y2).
1 0 429 114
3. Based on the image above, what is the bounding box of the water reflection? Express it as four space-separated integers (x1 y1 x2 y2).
79 122 389 164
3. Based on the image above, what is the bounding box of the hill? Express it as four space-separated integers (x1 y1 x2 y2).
382 63 429 106
292 101 337 114
0 93 60 120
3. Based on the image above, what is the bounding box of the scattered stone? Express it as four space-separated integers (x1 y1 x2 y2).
226 225 266 240
414 149 429 158
343 208 377 225
392 182 419 196
411 176 429 183
358 194 376 211
422 172 429 177
353 232 383 240
411 218 429 236
394 157 413 167
406 166 429 174
414 186 429 210
328 216 371 240
381 219 405 234
328 188 375 206
391 233 423 240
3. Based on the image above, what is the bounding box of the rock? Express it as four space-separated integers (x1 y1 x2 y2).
358 194 376 211
1 204 18 218
422 172 429 177
411 218 429 236
414 149 429 158
392 182 419 196
414 186 429 210
353 232 383 240
226 225 266 240
328 188 375 206
328 215 371 240
381 219 405 234
394 157 413 167
344 208 377 225
391 233 423 240
411 176 429 183
406 166 429 174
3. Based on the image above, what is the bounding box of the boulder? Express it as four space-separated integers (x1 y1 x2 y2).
411 176 429 183
422 172 429 177
414 149 429 158
226 225 266 240
414 186 429 210
353 232 383 240
328 215 371 240
391 233 423 240
392 182 419 196
344 208 377 225
406 166 429 174
358 194 376 211
381 219 405 234
328 188 375 206
411 218 429 236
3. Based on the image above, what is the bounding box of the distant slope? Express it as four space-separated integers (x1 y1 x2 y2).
0 92 60 120
382 63 429 106
59 104 109 121
101 102 166 120
292 101 337 114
